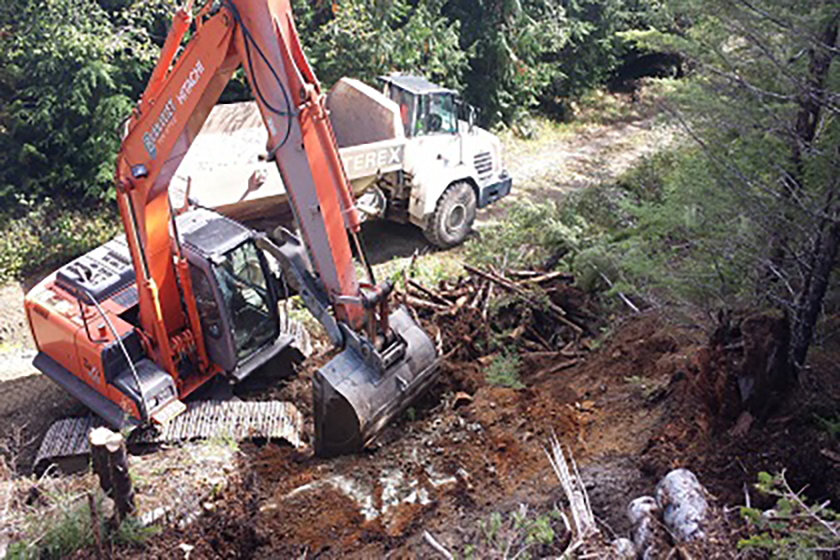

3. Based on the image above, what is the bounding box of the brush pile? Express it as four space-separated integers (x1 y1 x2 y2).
397 262 601 368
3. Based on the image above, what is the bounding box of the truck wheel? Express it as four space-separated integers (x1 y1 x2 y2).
424 181 477 248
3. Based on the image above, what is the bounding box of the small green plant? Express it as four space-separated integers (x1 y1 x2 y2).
7 494 100 560
405 407 417 422
111 517 160 548
739 471 839 559
206 430 239 452
814 414 840 440
465 506 563 559
485 352 524 389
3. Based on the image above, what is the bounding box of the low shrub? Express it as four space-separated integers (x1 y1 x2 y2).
0 199 120 283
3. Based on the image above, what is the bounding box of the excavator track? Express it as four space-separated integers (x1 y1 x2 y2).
34 400 303 473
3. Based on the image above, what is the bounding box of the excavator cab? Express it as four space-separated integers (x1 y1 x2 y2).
178 209 294 382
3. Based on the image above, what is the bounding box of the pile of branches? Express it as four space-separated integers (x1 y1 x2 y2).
397 262 600 366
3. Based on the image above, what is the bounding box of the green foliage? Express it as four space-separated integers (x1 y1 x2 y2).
466 199 587 270
0 199 120 283
0 0 162 204
444 0 670 125
7 493 157 560
467 506 564 559
618 0 840 331
305 0 467 90
739 472 839 559
111 517 160 547
485 351 524 389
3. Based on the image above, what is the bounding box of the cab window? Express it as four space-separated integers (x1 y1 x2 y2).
388 87 417 137
416 93 457 136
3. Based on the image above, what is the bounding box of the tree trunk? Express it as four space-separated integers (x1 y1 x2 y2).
766 11 839 277
790 218 840 372
88 427 136 523
771 11 839 378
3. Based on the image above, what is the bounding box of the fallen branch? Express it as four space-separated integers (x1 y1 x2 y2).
408 279 454 306
544 432 595 537
463 263 584 335
517 270 574 286
507 269 542 278
535 359 579 378
423 530 454 560
405 295 450 313
598 272 640 315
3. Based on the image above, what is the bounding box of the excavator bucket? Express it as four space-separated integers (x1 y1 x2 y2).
313 307 438 457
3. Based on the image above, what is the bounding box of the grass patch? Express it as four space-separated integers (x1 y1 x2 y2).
485 352 524 389
6 491 157 560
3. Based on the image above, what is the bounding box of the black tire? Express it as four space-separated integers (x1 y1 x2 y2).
424 181 477 248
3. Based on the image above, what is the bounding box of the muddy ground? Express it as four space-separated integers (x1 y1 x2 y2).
104 310 840 558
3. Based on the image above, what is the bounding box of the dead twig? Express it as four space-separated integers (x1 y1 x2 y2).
534 359 579 378
405 295 450 313
423 530 454 560
463 263 584 335
598 272 641 314
408 279 454 306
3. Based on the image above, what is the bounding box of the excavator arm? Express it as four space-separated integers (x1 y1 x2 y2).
112 0 438 454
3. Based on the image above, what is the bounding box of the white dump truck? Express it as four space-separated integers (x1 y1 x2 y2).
171 75 511 247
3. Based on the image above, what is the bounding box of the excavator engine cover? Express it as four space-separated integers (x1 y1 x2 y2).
313 307 438 456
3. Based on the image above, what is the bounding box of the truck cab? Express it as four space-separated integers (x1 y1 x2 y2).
377 75 512 247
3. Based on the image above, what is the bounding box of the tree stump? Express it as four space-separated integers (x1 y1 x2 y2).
89 427 136 523
89 427 114 496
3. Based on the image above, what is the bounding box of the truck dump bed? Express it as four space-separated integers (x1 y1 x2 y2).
170 79 406 222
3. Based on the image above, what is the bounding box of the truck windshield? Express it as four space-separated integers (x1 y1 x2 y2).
213 241 277 361
416 93 457 136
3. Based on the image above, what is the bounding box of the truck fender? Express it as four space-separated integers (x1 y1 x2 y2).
408 166 480 227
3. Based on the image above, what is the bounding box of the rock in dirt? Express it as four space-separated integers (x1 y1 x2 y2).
655 468 709 542
627 496 669 559
611 537 636 559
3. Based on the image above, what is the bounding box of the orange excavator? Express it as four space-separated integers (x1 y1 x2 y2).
24 0 438 458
